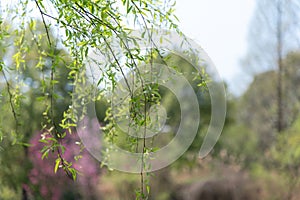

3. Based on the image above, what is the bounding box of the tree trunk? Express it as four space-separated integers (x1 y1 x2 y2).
22 187 28 200
22 146 29 200
276 0 284 132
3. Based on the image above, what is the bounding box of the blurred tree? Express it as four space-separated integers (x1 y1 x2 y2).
239 71 277 150
239 51 300 150
218 105 259 168
243 0 300 133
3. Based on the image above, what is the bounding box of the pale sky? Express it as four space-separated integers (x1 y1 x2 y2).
175 0 256 95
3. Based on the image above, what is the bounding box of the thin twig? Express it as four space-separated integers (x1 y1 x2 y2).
34 0 52 46
2 70 18 132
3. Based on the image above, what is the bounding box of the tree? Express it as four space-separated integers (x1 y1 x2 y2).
239 51 300 149
243 0 300 133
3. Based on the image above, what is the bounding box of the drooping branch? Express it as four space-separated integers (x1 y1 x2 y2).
34 0 52 46
2 70 19 133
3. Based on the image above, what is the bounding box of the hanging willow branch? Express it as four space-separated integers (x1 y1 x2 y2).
4 0 180 198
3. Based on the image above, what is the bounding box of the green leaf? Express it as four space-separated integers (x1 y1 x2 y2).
77 41 87 46
151 147 160 152
39 139 49 144
41 148 50 159
29 19 36 30
54 158 60 173
85 47 89 57
16 142 32 147
146 185 150 194
36 96 46 101
68 168 77 180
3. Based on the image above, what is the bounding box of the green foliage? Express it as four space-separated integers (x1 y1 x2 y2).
238 71 278 150
236 51 300 199
249 163 286 200
0 185 20 200
272 116 300 173
219 124 258 166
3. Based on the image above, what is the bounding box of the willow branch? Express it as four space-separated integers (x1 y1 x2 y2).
2 71 18 132
34 0 52 46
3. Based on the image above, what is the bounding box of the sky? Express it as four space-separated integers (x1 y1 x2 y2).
175 0 256 95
